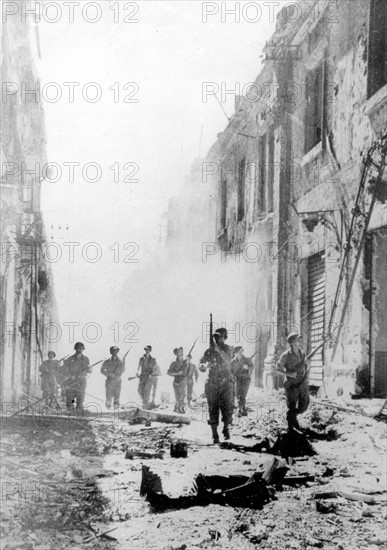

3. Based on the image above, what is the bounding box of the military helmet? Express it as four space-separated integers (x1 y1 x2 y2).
74 342 85 350
214 327 228 339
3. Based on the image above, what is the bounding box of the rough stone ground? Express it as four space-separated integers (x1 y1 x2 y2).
1 390 386 550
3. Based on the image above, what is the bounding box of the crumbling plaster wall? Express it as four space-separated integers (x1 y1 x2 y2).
284 0 380 396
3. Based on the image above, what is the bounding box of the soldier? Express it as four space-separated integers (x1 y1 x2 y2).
231 346 254 416
137 345 159 409
185 354 199 407
63 342 91 413
39 351 59 407
101 346 125 409
275 332 310 431
167 347 188 413
199 327 234 443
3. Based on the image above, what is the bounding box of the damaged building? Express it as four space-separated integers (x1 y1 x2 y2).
168 0 387 399
1 10 58 402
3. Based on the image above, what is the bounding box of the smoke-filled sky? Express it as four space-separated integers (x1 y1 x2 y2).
36 1 277 398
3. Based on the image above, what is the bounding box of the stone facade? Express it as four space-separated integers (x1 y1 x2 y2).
1 7 58 402
197 0 387 397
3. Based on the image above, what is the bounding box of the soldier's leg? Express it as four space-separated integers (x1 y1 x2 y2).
76 380 86 411
143 378 152 409
206 382 220 442
41 378 49 405
180 380 187 412
236 381 243 412
48 379 57 406
105 379 113 408
220 382 234 439
65 388 75 411
240 381 250 415
187 379 194 404
173 382 180 412
174 381 185 412
138 379 145 405
151 377 158 405
285 385 300 429
113 379 122 408
297 380 310 415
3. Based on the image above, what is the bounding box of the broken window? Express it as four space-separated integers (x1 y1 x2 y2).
305 63 325 153
237 157 245 222
220 177 227 228
368 0 387 98
257 135 267 214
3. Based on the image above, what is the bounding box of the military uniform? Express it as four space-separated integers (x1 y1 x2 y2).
39 359 59 406
63 353 91 411
200 340 234 439
186 362 199 404
231 355 254 415
168 358 188 413
101 357 125 408
276 346 309 429
138 354 158 409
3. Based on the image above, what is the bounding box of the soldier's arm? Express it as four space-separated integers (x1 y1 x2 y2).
199 349 211 371
193 364 199 380
168 363 182 377
275 354 297 378
275 355 287 376
151 362 161 377
167 362 175 376
246 358 254 374
101 362 108 376
84 357 92 375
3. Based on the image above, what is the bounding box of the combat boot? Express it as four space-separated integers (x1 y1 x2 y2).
211 425 220 444
222 425 230 440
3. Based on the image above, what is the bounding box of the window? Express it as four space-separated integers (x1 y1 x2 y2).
267 130 274 213
305 63 325 153
258 136 267 214
368 0 387 98
237 158 245 222
220 178 227 228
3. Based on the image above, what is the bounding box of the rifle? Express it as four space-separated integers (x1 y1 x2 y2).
57 354 70 363
248 350 258 361
90 359 104 369
128 376 137 382
188 337 199 357
123 348 132 361
210 313 215 359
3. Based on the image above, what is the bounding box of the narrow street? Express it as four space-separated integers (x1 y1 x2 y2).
2 1 387 548
2 394 386 549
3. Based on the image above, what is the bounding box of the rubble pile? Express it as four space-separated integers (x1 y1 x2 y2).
0 423 115 550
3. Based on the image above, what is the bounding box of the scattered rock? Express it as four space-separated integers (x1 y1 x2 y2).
41 439 55 449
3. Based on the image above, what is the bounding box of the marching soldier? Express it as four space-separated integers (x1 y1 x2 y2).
101 346 125 409
167 347 188 413
231 346 254 416
185 354 199 407
199 327 234 444
63 342 91 413
39 351 59 407
275 333 310 431
137 345 159 409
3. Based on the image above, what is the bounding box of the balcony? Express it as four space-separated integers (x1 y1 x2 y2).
365 84 387 136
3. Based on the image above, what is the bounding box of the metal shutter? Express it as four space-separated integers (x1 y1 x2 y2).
307 252 326 385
